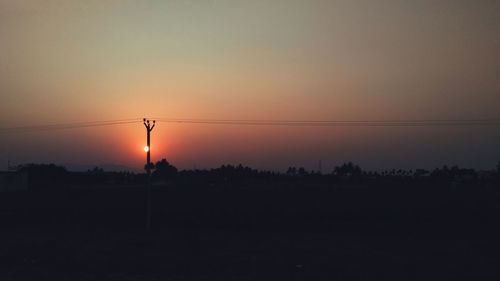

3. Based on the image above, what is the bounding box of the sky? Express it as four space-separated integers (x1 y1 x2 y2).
0 0 499 172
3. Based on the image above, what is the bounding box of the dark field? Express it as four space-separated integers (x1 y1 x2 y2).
1 184 500 281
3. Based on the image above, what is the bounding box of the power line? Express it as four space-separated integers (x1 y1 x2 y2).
1 117 500 133
0 118 142 133
152 118 500 127
154 118 500 123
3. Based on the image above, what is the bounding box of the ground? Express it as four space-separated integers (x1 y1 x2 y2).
1 184 499 280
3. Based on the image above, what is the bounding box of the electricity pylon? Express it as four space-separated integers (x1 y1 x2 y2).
144 118 155 230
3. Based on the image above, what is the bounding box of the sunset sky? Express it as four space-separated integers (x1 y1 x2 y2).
0 0 499 171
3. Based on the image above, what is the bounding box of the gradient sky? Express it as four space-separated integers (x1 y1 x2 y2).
1 0 499 171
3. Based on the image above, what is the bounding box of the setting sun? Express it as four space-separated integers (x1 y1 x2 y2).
144 146 149 153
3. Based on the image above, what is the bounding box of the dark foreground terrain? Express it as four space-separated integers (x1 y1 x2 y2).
1 183 500 280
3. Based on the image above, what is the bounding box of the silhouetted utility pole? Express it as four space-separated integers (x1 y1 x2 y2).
144 118 155 230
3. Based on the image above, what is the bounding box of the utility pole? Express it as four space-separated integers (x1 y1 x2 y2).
144 118 155 230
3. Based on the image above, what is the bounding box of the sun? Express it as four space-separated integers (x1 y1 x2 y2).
144 146 149 152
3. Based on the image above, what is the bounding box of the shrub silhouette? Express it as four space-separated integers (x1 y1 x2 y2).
333 162 362 179
152 159 177 181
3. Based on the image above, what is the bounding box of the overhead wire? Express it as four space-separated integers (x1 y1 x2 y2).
152 118 500 127
1 117 500 133
0 118 142 133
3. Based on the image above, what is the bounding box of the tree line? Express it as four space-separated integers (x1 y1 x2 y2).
11 160 500 191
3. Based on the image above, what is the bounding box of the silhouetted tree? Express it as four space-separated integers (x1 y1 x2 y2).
297 167 308 177
286 167 297 177
17 163 67 177
152 159 177 181
414 169 429 178
88 166 104 174
333 162 362 179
